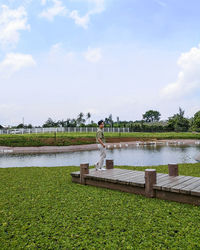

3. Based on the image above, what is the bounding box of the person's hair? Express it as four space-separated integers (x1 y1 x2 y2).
98 120 104 126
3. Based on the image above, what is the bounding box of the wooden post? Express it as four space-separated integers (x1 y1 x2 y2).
106 160 114 169
80 164 89 184
145 169 157 198
168 164 179 177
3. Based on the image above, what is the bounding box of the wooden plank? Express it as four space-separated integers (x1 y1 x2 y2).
116 171 144 180
117 173 145 186
90 168 123 174
88 169 133 179
190 184 200 197
103 171 142 182
87 168 125 178
118 176 145 184
180 181 200 195
111 174 143 182
116 172 144 181
156 174 172 184
156 175 187 186
86 169 135 183
71 168 125 181
122 173 145 182
101 171 144 183
88 169 141 179
170 177 200 194
92 168 128 175
154 176 186 190
154 176 176 190
117 178 145 187
161 176 193 192
158 176 187 186
124 173 145 181
71 168 123 177
87 170 145 187
90 168 122 173
157 173 169 179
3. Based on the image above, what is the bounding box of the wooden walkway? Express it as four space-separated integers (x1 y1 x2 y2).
71 163 200 206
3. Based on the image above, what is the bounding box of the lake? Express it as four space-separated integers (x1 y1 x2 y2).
0 144 200 168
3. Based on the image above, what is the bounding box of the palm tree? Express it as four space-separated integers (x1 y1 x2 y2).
86 112 91 124
77 112 84 126
108 114 113 127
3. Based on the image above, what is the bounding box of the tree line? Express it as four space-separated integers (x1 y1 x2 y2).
2 108 200 132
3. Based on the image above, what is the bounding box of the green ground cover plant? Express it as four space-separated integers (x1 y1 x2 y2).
0 164 200 249
0 132 200 147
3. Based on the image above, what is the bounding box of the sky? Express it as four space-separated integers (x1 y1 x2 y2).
0 0 200 126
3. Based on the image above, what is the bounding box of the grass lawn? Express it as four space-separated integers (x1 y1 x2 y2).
0 164 200 249
0 132 200 147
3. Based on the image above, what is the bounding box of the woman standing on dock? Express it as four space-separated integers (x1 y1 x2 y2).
95 120 106 171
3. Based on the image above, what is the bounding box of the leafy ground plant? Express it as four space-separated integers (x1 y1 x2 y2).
0 164 200 249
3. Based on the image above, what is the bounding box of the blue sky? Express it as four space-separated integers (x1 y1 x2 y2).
0 0 200 126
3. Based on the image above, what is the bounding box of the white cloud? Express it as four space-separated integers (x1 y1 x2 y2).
48 43 75 62
69 0 105 29
0 5 30 49
39 0 105 27
84 47 102 63
50 42 63 52
41 0 47 5
39 0 68 21
69 10 89 29
88 0 105 14
0 53 36 78
161 44 200 99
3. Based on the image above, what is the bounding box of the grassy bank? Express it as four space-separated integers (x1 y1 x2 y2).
0 164 200 249
0 132 200 147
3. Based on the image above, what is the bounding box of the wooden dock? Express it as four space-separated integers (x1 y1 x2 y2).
71 161 200 206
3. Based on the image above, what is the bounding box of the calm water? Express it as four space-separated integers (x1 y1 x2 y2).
0 145 200 168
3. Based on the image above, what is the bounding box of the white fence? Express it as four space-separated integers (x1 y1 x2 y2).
0 127 130 135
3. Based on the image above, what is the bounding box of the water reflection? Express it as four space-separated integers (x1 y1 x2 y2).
0 145 200 168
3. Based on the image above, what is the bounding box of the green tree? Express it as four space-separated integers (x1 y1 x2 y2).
57 119 67 127
16 123 24 128
27 124 33 128
142 110 161 122
16 123 33 128
87 120 97 127
167 107 190 132
193 111 200 131
65 119 72 127
70 119 77 127
43 118 58 128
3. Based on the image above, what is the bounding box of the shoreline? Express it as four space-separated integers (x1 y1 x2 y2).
0 139 200 154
